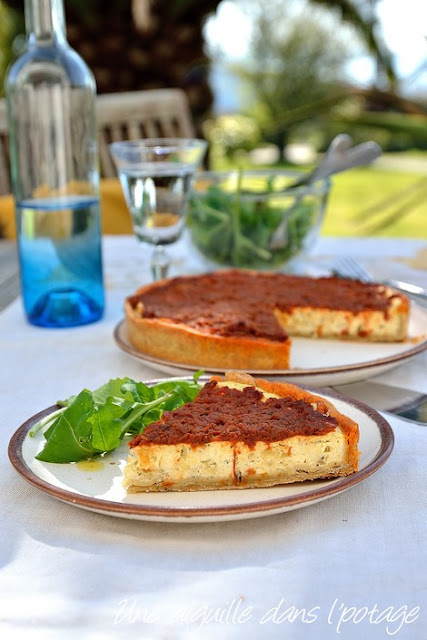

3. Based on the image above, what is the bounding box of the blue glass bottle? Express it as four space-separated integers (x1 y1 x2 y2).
5 0 104 328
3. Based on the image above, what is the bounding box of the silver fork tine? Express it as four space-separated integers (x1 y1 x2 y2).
334 257 372 282
333 257 427 306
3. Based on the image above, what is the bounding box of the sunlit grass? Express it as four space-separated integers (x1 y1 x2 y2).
323 167 427 238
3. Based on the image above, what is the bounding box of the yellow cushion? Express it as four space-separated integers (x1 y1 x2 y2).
0 178 133 239
0 194 15 239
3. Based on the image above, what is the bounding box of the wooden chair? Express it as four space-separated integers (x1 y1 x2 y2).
0 88 196 193
96 88 196 177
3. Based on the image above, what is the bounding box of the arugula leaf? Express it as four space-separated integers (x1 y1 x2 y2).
36 390 98 463
90 400 126 452
91 377 137 406
31 373 204 464
120 379 155 404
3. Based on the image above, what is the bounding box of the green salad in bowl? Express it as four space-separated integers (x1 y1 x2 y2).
187 169 330 270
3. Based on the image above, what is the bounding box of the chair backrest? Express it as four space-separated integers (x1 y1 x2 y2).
0 99 11 195
0 88 196 192
96 88 196 177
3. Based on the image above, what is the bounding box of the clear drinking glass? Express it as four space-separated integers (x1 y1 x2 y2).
109 138 207 280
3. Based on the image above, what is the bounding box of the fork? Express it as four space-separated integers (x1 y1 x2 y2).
333 256 427 305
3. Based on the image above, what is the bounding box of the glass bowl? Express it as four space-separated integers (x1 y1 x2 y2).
187 169 330 270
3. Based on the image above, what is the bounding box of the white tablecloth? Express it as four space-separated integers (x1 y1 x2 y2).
1 235 426 639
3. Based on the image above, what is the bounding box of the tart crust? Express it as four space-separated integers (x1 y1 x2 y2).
125 305 291 370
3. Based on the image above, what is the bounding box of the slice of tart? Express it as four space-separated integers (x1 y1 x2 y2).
124 269 410 370
123 372 360 493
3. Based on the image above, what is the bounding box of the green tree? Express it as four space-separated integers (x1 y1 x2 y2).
0 0 223 132
309 0 396 89
0 0 22 88
230 1 354 154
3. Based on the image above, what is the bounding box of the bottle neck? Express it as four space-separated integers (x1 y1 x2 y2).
25 0 67 45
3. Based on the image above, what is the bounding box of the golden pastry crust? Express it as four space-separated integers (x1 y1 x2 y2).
123 372 360 493
125 298 291 370
124 270 409 371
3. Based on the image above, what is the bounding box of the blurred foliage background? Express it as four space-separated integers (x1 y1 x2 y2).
0 0 426 237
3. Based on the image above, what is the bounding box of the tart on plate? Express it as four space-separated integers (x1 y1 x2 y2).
124 269 410 370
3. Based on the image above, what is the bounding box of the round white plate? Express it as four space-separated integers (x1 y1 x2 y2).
9 380 394 523
113 302 427 385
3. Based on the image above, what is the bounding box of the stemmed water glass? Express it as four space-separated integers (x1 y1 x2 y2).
109 137 207 280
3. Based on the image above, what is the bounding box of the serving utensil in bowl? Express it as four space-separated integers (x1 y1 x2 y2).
270 134 382 249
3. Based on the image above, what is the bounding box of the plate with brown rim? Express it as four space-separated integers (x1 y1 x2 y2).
8 378 394 523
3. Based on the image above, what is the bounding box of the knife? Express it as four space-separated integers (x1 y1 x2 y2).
384 279 427 305
329 381 427 424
